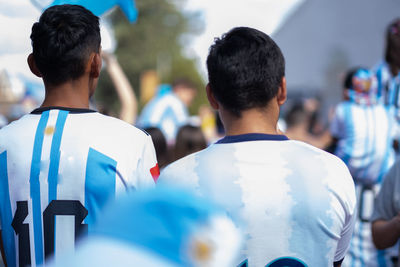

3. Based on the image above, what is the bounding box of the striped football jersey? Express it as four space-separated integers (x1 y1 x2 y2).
0 107 158 267
137 91 189 144
330 101 397 267
330 102 396 184
159 134 357 267
374 61 400 109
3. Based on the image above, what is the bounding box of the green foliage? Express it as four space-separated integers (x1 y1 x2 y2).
95 0 207 116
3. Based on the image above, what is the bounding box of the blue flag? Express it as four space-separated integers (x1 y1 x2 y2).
32 0 138 22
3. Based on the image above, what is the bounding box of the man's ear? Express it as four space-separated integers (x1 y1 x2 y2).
277 77 287 106
27 54 42 78
206 84 219 109
89 53 101 78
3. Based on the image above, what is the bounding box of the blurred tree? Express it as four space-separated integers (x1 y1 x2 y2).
95 0 207 117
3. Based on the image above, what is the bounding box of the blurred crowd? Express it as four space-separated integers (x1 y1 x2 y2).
1 3 400 266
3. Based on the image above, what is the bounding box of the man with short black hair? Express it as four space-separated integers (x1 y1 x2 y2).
159 27 356 266
0 5 158 266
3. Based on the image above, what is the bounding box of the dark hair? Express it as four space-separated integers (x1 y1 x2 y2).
285 102 308 128
30 4 101 85
385 18 400 66
143 127 170 169
343 67 369 90
344 68 360 90
206 27 285 117
174 125 207 161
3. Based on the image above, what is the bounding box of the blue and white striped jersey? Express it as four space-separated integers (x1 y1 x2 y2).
330 101 397 267
137 91 189 144
374 61 400 109
0 107 158 267
330 102 396 184
159 134 357 267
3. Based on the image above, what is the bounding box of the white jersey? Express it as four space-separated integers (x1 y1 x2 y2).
159 133 357 267
0 107 158 267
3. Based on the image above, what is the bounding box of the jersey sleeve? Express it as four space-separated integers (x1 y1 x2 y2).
135 135 159 188
371 162 399 222
334 206 356 262
332 159 357 262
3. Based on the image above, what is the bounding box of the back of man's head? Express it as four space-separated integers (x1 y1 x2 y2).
385 18 400 68
206 27 285 117
30 4 100 86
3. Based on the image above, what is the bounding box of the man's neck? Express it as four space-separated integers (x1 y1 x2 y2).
41 79 91 109
221 106 280 136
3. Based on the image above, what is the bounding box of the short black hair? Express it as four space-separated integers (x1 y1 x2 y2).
385 18 400 66
30 4 101 86
206 27 285 117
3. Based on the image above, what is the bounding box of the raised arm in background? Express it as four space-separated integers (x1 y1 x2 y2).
102 51 137 124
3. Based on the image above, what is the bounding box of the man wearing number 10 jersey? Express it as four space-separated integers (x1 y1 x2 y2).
159 27 357 266
0 5 159 267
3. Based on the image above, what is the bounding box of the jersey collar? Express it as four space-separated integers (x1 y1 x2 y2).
31 106 97 114
216 133 289 144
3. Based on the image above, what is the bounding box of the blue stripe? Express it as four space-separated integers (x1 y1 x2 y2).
216 133 289 144
30 110 50 265
357 215 365 266
377 109 394 183
85 148 117 228
377 249 387 267
48 110 69 202
376 67 383 99
0 151 16 267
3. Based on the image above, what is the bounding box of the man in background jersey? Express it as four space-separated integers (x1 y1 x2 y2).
137 79 197 145
159 27 356 266
374 19 400 111
330 68 397 266
0 5 159 267
46 186 242 267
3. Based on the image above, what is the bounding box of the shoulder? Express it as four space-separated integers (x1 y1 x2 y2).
158 150 203 188
92 113 150 137
0 114 36 138
289 140 351 173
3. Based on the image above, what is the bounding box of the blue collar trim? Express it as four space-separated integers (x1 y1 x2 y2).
216 133 289 144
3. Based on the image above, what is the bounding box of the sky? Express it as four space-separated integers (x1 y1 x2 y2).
184 0 303 75
0 0 302 96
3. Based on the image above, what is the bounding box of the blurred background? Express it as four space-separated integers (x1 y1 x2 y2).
0 0 399 142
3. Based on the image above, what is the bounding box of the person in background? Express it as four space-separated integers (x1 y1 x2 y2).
101 51 137 124
0 5 158 266
330 67 397 267
284 101 330 149
159 26 356 266
45 186 242 267
374 18 400 108
144 127 170 170
173 124 207 161
137 79 197 145
371 159 400 265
